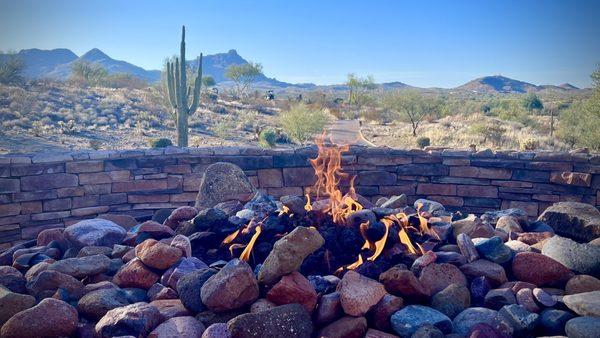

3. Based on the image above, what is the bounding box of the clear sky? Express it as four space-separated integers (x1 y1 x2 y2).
1 0 598 88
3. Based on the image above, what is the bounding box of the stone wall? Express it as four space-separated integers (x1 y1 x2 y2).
1 146 599 246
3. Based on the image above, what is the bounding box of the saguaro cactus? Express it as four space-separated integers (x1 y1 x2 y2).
166 25 203 147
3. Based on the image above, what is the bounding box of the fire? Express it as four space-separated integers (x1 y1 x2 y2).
305 132 362 224
239 225 262 261
221 217 266 262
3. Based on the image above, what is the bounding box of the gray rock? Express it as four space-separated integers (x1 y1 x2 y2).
484 288 517 310
452 307 504 336
411 324 444 338
258 226 324 285
538 202 600 241
498 304 539 333
48 254 111 278
346 209 377 228
481 208 528 226
201 259 259 312
227 303 313 338
280 195 307 216
95 302 162 338
177 268 217 313
565 316 600 338
77 288 130 320
0 286 36 326
391 305 453 337
381 194 408 209
64 219 127 248
562 291 600 317
195 162 256 209
414 199 445 214
542 236 600 276
539 309 574 335
431 284 470 319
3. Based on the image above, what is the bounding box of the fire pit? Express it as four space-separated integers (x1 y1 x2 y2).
0 137 599 338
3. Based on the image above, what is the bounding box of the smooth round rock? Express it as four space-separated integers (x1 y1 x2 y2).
542 236 600 276
0 286 36 326
64 218 126 248
452 307 503 336
77 288 130 319
1 298 78 338
176 268 217 313
391 305 453 337
565 316 600 338
566 275 600 294
201 259 259 312
419 263 467 295
338 270 387 316
227 303 313 338
512 252 574 287
431 283 470 319
149 316 205 338
95 302 162 338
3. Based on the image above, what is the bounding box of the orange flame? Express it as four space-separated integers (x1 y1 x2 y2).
304 194 312 211
368 218 392 261
278 205 290 216
306 132 362 224
240 225 262 262
222 229 240 245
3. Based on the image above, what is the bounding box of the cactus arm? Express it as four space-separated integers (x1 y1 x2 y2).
188 54 203 114
166 61 177 109
179 26 187 111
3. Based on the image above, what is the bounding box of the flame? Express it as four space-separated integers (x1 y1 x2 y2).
239 225 262 262
278 205 290 216
306 131 361 224
368 218 392 261
222 229 240 245
399 227 418 254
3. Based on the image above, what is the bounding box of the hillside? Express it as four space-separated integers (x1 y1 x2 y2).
456 75 581 94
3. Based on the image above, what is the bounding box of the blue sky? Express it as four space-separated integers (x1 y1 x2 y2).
1 0 598 88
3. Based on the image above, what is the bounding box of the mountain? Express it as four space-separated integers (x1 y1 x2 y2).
0 48 78 79
455 75 581 94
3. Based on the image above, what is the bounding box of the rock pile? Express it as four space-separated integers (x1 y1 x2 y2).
0 165 599 337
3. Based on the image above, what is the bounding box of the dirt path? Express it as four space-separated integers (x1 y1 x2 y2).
328 119 374 146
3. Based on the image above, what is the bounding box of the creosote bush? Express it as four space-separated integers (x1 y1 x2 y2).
279 103 329 144
416 136 430 149
258 128 277 148
149 137 173 148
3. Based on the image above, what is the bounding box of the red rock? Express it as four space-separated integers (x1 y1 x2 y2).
565 275 600 294
26 269 84 299
266 271 317 313
1 298 78 338
99 214 139 230
149 316 205 338
136 239 183 270
516 288 540 313
460 260 508 286
318 316 367 338
36 228 65 246
113 258 160 289
138 221 176 237
24 261 51 281
164 206 198 229
365 328 400 338
0 286 36 326
380 266 430 301
419 263 468 295
148 283 178 301
201 259 259 312
202 323 231 338
337 270 387 316
150 299 192 319
512 252 574 287
368 294 404 331
508 281 537 294
516 232 553 245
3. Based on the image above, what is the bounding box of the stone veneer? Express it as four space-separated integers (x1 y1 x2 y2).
0 146 599 247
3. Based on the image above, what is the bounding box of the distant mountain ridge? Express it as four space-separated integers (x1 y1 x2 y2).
0 48 582 92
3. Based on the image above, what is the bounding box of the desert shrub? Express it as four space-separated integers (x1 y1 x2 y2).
469 120 506 146
57 120 79 134
416 136 431 148
361 107 395 124
149 137 173 148
279 103 329 144
70 61 108 87
212 119 235 139
519 137 540 150
89 139 102 150
557 97 600 151
259 128 277 148
0 55 25 85
522 93 543 112
103 73 147 89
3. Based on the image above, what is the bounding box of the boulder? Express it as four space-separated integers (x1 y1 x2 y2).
0 298 78 338
565 316 600 338
227 303 313 338
77 287 130 319
565 275 600 294
64 218 126 248
338 270 387 316
512 252 574 286
258 226 324 285
177 268 217 313
95 302 162 337
201 259 259 312
542 236 600 276
195 162 256 209
562 291 600 317
266 271 317 313
537 202 600 241
48 254 111 278
431 283 470 319
149 316 205 338
390 305 453 337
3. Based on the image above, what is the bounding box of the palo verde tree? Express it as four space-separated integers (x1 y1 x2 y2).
225 62 263 98
382 90 440 136
166 25 203 147
346 73 376 108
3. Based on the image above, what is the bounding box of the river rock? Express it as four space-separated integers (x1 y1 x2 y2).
113 258 160 289
539 309 574 335
460 259 507 286
484 288 517 310
318 316 367 338
338 270 387 316
566 275 600 294
195 162 256 209
369 294 404 331
414 199 445 214
542 236 600 276
537 202 600 241
515 288 540 313
64 218 126 248
201 259 259 312
227 303 313 338
162 256 208 289
452 215 494 240
315 292 343 325
382 194 408 209
512 252 574 286
1 298 78 338
135 239 183 270
266 271 317 313
258 226 324 285
419 263 467 295
495 216 523 234
95 302 162 338
380 266 430 301
431 283 470 319
562 291 600 316
77 287 130 319
457 233 479 262
498 304 539 333
149 316 205 338
26 269 84 299
48 254 111 278
474 236 512 264
0 266 26 293
0 286 36 326
482 208 528 226
391 305 453 337
147 283 177 301
164 206 198 229
565 316 600 338
452 307 504 336
176 268 217 313
170 234 192 257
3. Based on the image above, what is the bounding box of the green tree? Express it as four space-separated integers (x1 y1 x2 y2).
346 73 376 107
70 60 108 86
202 75 216 88
522 93 543 112
381 90 440 136
225 62 263 97
0 54 25 85
279 103 329 144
